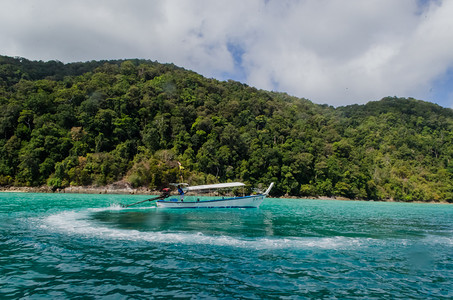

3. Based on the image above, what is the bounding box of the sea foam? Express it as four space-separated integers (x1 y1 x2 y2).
43 209 376 250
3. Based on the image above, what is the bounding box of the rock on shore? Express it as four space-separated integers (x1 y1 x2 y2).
0 181 154 195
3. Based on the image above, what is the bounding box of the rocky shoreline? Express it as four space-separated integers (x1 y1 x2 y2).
0 184 450 204
0 181 155 195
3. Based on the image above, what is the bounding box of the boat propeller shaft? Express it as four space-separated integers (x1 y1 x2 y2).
121 188 170 208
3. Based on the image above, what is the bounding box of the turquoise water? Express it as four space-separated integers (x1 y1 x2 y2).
1 193 452 299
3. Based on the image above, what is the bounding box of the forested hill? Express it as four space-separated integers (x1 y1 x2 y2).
1 55 452 202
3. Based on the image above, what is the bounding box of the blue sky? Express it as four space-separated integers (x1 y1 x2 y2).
1 0 452 108
429 67 453 108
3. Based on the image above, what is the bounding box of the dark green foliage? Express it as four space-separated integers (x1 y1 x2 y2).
1 55 452 202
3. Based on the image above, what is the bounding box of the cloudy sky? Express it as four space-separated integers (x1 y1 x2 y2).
1 0 453 108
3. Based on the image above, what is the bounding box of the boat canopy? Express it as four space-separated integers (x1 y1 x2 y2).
184 182 245 192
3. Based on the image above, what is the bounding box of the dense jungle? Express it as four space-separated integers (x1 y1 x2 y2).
1 55 452 201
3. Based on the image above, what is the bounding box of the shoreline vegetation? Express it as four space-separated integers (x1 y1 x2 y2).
0 183 450 204
1 55 452 203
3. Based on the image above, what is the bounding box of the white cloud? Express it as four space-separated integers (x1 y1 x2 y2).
0 0 452 107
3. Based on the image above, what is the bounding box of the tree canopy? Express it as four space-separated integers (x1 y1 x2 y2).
1 55 452 202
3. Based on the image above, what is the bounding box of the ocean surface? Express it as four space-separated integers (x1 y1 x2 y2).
1 193 452 299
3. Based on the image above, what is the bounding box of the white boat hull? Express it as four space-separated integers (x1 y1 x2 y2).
156 195 266 209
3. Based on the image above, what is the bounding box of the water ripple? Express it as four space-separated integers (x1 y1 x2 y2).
2 195 452 299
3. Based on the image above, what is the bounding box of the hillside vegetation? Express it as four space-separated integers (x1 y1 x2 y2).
1 55 452 202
